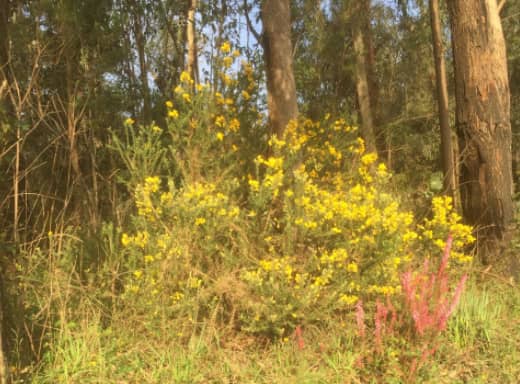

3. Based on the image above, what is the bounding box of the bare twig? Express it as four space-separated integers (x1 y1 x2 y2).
243 0 262 44
479 265 516 287
498 0 506 14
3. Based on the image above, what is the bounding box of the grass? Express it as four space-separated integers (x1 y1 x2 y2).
7 273 518 383
6 222 519 383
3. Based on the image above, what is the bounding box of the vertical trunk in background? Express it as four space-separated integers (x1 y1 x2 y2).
0 0 9 81
352 3 377 154
0 0 11 117
429 0 457 201
130 1 151 123
362 0 377 115
361 0 383 156
0 2 10 381
261 0 298 137
186 0 199 83
447 0 514 259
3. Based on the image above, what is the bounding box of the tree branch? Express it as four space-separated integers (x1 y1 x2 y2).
243 0 262 44
498 0 506 14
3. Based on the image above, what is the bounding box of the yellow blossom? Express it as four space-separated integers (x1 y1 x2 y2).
124 117 135 125
133 270 143 279
361 152 378 166
144 176 160 192
220 41 231 53
182 93 191 103
171 292 184 303
241 90 251 100
165 100 173 108
168 109 179 119
229 118 240 132
220 73 233 86
223 56 233 68
180 71 193 84
339 294 359 306
215 115 225 127
121 233 132 247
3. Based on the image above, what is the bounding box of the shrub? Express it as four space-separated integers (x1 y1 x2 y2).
113 46 474 339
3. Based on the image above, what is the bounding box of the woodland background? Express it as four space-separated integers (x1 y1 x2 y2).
0 0 520 382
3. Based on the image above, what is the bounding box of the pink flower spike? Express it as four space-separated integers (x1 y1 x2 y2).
295 325 305 350
438 234 453 278
449 274 468 315
356 300 366 338
374 300 387 350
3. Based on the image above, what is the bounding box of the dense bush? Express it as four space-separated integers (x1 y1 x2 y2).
115 51 474 339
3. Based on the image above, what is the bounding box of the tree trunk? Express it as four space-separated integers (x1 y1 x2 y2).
186 0 199 84
261 0 298 137
447 0 514 258
352 3 377 154
0 2 10 381
429 0 457 201
130 1 151 123
361 0 384 156
0 0 8 77
0 0 12 118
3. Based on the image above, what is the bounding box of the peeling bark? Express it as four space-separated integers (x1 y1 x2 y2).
447 0 514 258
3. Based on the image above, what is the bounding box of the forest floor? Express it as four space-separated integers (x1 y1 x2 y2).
9 272 520 383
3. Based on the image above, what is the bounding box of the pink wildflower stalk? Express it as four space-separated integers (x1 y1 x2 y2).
400 234 467 337
386 296 397 331
437 274 468 331
355 300 366 338
437 234 453 279
374 300 388 350
295 325 305 350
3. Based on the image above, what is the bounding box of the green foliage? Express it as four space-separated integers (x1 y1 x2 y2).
2 2 520 383
113 59 474 340
449 282 503 349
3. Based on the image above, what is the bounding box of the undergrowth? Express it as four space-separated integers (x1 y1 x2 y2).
6 43 520 383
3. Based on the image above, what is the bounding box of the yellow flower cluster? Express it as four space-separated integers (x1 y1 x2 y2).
121 231 149 249
116 51 475 339
420 196 475 263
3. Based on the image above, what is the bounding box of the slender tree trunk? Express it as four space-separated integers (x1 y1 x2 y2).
429 0 457 201
130 2 151 123
362 0 377 114
447 0 514 259
0 2 11 381
0 0 9 77
0 0 12 118
261 0 298 137
186 0 199 84
0 280 6 384
352 3 377 154
361 0 384 156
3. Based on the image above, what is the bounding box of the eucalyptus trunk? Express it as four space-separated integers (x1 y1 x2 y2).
429 0 457 201
261 0 298 137
186 0 199 84
447 0 514 259
352 2 377 154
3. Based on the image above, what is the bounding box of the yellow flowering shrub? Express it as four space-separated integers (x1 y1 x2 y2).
114 48 474 339
239 118 474 336
120 175 244 320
